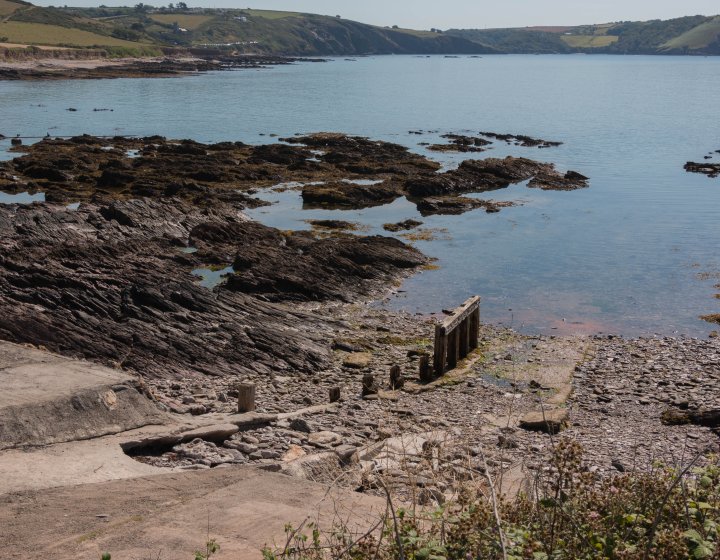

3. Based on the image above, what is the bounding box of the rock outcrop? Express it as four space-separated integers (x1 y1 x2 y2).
0 199 424 384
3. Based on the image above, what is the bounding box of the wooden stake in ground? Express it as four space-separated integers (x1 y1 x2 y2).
390 365 404 390
329 386 341 403
237 382 256 413
419 355 433 382
362 374 378 396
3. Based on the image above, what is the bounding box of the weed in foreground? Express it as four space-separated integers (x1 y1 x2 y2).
263 439 720 560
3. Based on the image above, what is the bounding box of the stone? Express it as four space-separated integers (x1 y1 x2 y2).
334 444 359 465
307 431 342 448
289 418 313 433
519 409 569 434
282 444 307 462
343 352 373 369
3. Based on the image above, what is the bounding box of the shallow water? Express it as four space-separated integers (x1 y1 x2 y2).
0 191 45 204
192 266 235 289
1 55 719 336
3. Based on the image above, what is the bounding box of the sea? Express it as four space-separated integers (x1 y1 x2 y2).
1 54 719 336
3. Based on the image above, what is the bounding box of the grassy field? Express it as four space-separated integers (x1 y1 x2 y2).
245 9 299 20
390 28 440 38
0 0 22 17
149 13 214 30
662 16 720 49
0 21 146 46
561 34 619 48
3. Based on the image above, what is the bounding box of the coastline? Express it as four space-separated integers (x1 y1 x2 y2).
0 130 719 555
0 53 317 80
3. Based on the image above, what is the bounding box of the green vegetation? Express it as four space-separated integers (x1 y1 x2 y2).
0 1 718 56
265 440 720 560
447 28 572 54
0 21 147 46
0 0 24 17
561 34 619 48
449 14 720 55
662 16 720 51
149 13 213 29
244 9 300 20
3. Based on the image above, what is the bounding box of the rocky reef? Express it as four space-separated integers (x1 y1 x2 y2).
685 160 720 179
0 54 312 81
0 198 425 394
0 132 588 216
0 130 588 407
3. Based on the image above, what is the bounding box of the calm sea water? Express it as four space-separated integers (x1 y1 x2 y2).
1 55 719 336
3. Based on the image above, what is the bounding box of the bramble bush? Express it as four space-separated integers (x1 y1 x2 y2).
263 439 720 560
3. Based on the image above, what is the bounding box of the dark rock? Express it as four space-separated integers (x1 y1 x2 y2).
427 134 491 153
416 196 513 216
289 418 313 433
302 181 402 209
332 340 365 353
307 220 357 231
478 131 562 148
685 161 720 178
220 223 427 302
383 219 423 232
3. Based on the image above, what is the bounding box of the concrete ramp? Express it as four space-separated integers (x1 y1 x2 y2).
0 342 166 449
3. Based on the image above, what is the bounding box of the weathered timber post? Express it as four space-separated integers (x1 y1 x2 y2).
237 382 256 413
459 318 469 358
390 365 404 390
432 296 481 376
448 329 459 369
329 386 341 403
419 355 433 382
470 306 480 349
433 324 447 377
362 373 378 396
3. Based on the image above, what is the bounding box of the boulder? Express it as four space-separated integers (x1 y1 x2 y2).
307 431 342 448
343 352 373 369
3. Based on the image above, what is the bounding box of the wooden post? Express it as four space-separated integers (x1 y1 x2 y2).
390 365 404 390
237 382 256 413
419 355 433 383
329 386 341 403
447 329 459 369
433 324 447 376
470 307 480 350
459 318 469 358
362 373 377 396
433 296 481 375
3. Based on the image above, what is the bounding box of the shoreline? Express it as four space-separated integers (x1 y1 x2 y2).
0 53 319 81
0 131 717 492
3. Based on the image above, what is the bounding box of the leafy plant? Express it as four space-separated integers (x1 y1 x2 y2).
264 440 720 559
195 538 219 560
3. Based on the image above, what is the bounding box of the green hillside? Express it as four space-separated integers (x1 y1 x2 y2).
2 1 719 57
445 28 572 54
1 2 496 55
661 15 720 52
448 15 720 55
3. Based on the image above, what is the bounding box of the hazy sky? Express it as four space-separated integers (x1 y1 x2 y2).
35 1 720 29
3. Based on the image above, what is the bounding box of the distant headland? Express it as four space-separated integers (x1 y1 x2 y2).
1 0 719 58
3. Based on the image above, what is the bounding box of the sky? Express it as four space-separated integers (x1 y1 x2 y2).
34 0 720 29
